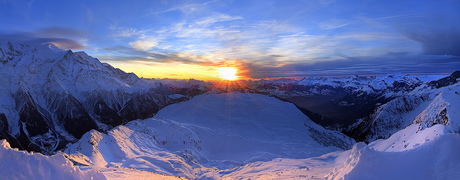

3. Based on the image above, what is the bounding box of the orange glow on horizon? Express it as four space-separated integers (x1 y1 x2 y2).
107 60 251 81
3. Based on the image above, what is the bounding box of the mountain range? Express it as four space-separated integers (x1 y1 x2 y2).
0 42 459 179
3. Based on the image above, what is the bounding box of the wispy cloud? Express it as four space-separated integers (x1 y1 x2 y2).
0 28 85 49
129 39 158 51
319 19 349 29
103 13 426 77
92 0 460 79
195 13 242 26
110 27 141 38
148 0 220 15
101 46 214 65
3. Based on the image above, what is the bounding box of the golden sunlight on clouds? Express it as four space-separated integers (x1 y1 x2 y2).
110 62 246 81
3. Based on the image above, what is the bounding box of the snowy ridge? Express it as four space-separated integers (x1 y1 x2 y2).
0 139 107 180
413 92 450 127
0 139 184 180
327 134 460 180
352 94 430 142
64 93 355 179
60 91 460 179
352 83 460 143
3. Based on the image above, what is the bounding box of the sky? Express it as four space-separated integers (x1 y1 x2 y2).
1 0 459 80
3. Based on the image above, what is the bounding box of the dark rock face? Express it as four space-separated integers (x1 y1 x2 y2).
54 95 99 139
0 113 22 149
92 98 124 125
428 71 460 88
118 93 160 121
11 89 57 153
3 88 164 154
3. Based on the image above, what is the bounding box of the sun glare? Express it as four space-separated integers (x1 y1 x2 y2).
219 67 238 80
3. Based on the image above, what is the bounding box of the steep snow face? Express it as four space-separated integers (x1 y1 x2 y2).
0 139 107 180
65 93 355 178
350 94 431 142
351 83 460 143
412 85 460 130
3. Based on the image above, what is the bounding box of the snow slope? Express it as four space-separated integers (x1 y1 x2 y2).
0 139 107 180
65 93 355 179
216 84 460 179
3 86 460 179
63 87 460 179
327 134 460 180
210 133 460 179
0 139 184 180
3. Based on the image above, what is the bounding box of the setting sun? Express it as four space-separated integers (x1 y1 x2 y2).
219 67 238 80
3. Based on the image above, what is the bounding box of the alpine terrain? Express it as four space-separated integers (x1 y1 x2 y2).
0 42 459 179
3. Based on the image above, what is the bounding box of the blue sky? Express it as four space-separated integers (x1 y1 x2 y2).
1 0 459 79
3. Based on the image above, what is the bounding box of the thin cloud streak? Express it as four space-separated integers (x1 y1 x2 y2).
146 0 220 16
101 46 214 65
0 29 85 49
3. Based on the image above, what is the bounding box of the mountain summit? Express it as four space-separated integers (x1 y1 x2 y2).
0 42 170 153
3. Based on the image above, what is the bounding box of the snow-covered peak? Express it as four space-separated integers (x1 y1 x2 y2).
73 51 106 70
0 41 67 66
0 41 172 154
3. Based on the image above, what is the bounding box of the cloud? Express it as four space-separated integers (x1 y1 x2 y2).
195 14 242 26
129 39 158 51
231 52 460 79
36 27 86 38
398 6 460 56
101 46 213 65
100 31 458 80
110 26 141 38
0 29 85 49
319 19 349 30
403 27 460 56
150 0 220 15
